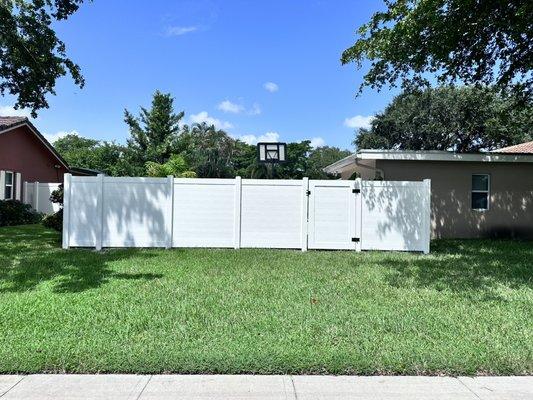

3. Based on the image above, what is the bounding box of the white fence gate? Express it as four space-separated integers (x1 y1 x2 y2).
23 181 61 214
62 174 431 253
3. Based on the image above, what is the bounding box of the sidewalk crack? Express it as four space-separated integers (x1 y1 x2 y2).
0 376 25 398
134 375 152 400
457 377 483 400
290 375 298 400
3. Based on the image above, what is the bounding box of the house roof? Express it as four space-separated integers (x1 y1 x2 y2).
0 116 27 129
0 116 70 170
494 141 533 154
69 167 102 176
324 149 533 174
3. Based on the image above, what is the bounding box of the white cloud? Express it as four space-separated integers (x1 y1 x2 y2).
248 103 261 115
189 111 233 130
165 26 198 36
310 137 326 148
238 131 280 145
263 82 279 93
0 105 31 118
344 115 375 129
44 130 78 143
217 100 244 114
217 100 261 116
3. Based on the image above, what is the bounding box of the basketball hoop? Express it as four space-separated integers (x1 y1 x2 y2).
257 142 287 164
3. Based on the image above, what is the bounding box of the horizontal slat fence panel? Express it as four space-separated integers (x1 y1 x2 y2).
172 179 236 248
68 179 99 247
361 180 431 253
240 180 305 249
102 177 171 248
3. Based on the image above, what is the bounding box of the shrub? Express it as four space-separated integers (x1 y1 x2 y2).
145 154 197 178
0 200 42 226
42 185 63 232
42 209 63 231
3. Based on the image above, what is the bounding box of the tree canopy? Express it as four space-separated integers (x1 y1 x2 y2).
342 0 533 97
354 86 533 152
53 134 129 176
123 90 185 175
0 0 86 116
54 90 350 179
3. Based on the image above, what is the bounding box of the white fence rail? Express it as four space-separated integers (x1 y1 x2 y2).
23 181 61 214
62 174 431 253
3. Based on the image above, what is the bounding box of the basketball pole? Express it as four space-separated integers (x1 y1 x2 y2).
267 163 273 179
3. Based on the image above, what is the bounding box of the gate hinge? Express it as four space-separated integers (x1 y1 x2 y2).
351 237 360 242
306 190 311 196
352 188 360 194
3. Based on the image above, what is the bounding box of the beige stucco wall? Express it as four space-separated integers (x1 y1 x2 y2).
337 159 377 180
376 160 533 239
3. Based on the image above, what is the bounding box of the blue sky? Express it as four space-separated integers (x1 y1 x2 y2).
1 0 399 150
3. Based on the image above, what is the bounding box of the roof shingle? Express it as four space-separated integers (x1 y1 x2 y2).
494 141 533 154
0 116 27 130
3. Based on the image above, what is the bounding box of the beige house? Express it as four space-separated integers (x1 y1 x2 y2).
324 141 533 239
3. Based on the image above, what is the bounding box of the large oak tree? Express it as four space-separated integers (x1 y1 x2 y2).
0 0 87 116
355 86 532 152
342 0 533 97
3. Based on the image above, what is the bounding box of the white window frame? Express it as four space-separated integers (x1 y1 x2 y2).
471 174 490 211
4 171 14 200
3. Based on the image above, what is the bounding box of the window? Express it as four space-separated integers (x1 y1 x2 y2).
4 171 14 200
472 174 490 210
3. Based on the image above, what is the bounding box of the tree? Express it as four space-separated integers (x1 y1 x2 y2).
54 134 129 176
274 141 313 179
124 90 184 175
307 146 352 178
0 0 86 116
342 0 533 97
354 86 533 152
180 122 237 178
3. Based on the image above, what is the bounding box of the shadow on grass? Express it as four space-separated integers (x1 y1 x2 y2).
383 239 533 295
0 225 163 293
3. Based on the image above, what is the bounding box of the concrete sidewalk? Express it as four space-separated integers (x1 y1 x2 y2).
0 375 531 399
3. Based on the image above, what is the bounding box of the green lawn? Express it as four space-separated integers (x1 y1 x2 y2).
0 224 532 375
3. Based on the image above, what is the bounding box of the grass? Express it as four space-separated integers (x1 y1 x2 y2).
0 224 532 375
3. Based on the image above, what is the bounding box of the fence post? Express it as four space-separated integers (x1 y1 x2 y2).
423 179 431 254
15 173 21 200
34 181 39 211
0 171 5 200
62 174 72 249
355 178 363 252
23 181 28 204
166 175 174 249
233 176 242 249
95 174 104 251
301 177 309 252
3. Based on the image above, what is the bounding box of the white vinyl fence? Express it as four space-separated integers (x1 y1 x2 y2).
23 181 61 214
62 174 431 253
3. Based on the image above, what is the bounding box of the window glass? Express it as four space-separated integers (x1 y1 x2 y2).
5 172 13 185
472 174 489 191
471 192 488 210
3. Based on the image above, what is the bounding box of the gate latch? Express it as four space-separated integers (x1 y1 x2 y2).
351 237 360 242
306 190 311 196
352 188 360 194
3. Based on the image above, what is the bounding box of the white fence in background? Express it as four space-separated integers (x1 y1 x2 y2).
62 174 431 253
23 182 61 214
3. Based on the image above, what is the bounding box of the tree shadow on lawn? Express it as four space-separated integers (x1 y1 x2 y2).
0 226 163 293
382 239 533 296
